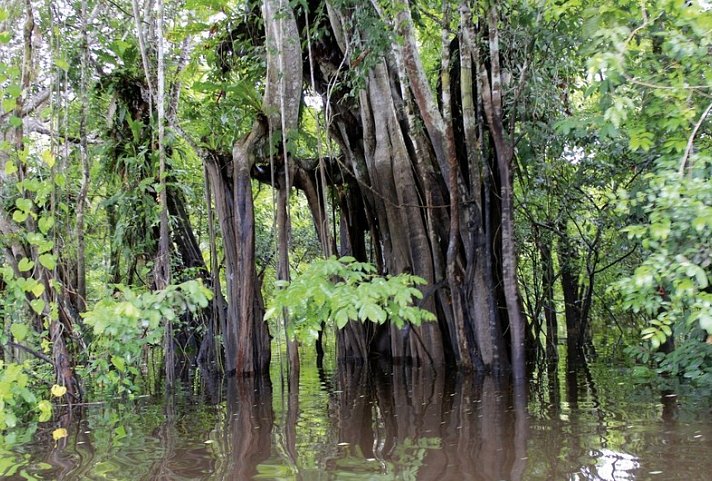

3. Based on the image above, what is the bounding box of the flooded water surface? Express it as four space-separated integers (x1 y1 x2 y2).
3 361 711 481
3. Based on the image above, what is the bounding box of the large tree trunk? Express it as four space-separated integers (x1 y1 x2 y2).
207 0 531 372
467 4 526 380
280 0 529 371
264 0 302 378
205 124 271 376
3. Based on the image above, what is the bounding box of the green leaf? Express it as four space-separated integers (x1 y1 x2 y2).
54 58 69 71
41 150 56 168
4 160 17 175
38 215 55 234
20 277 40 293
640 327 657 339
39 253 57 270
10 323 29 342
360 303 387 324
18 257 34 272
15 197 32 213
31 282 45 298
111 355 126 373
38 400 52 422
30 299 45 314
334 309 349 329
114 425 127 439
5 83 21 97
2 97 16 112
695 269 708 289
649 222 670 240
5 412 17 429
12 210 28 223
37 239 54 254
55 173 66 188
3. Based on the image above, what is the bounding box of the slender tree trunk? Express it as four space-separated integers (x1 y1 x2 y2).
198 165 226 372
538 225 558 360
236 124 271 375
470 5 526 380
558 222 583 361
277 173 300 378
75 0 90 313
154 0 174 389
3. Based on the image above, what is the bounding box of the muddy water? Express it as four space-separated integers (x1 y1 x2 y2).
2 360 711 480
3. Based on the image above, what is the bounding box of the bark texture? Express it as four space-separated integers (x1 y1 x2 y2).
205 124 271 376
291 0 527 370
209 0 531 374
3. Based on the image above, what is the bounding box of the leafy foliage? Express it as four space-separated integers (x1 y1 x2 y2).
266 256 435 341
583 0 712 380
0 361 52 434
80 280 212 396
616 160 712 350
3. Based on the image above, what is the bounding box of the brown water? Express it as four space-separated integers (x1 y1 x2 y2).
2 360 711 481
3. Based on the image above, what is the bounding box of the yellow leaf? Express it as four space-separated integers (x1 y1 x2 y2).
52 428 68 441
51 384 67 398
41 150 56 168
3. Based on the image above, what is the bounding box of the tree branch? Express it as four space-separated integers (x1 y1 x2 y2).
6 342 54 365
679 99 712 175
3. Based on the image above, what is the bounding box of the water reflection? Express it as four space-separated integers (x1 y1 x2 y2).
4 360 712 480
222 376 274 480
319 364 528 481
296 363 530 481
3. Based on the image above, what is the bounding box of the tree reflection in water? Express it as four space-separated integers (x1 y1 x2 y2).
317 363 529 481
6 360 712 480
223 375 274 480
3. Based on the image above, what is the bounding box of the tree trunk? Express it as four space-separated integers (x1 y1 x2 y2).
277 172 300 378
205 124 271 376
538 225 558 361
558 222 584 361
468 4 526 380
279 0 530 371
75 0 90 313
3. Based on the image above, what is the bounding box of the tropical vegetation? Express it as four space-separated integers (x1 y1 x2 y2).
1 0 710 438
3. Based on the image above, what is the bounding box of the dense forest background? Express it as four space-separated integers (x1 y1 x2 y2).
1 0 711 430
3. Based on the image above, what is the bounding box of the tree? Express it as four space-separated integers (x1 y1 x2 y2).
191 0 561 376
583 0 712 380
